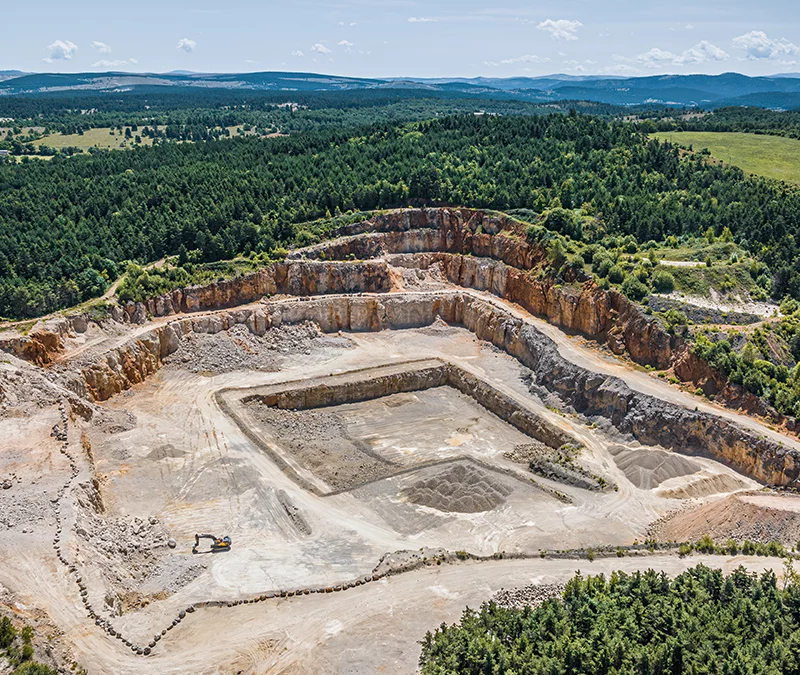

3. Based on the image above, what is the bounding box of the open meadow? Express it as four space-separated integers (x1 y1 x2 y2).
653 131 800 184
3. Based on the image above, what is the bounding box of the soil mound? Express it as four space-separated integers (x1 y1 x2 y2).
657 473 749 499
402 463 513 513
652 493 800 544
609 445 700 490
247 406 393 492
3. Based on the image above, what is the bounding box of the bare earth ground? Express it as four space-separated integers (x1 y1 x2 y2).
2 277 800 673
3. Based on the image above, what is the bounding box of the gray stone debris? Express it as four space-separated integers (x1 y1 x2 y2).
492 583 566 610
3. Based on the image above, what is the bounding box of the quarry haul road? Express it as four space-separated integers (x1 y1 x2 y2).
61 554 782 674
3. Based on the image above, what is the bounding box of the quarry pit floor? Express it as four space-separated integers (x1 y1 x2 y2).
2 289 799 674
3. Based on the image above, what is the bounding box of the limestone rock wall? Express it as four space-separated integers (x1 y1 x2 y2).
67 290 799 487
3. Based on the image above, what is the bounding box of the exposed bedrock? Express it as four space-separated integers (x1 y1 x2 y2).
0 260 389 366
0 207 776 424
69 290 799 486
292 207 771 418
3 207 760 414
292 207 677 370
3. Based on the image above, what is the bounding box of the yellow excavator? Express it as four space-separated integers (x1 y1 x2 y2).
192 533 232 554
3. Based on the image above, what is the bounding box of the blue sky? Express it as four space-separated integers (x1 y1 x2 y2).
3 0 799 77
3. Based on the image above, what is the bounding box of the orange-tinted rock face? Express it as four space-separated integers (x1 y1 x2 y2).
298 208 679 370
0 207 780 428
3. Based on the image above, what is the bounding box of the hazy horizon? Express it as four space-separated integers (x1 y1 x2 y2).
2 68 799 81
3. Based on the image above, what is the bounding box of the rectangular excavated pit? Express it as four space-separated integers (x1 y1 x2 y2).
217 359 576 495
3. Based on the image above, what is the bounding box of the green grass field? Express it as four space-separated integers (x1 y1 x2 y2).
32 127 154 151
652 131 800 185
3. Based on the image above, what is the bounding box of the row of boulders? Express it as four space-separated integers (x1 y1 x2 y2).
48 401 195 659
208 574 385 609
492 583 566 610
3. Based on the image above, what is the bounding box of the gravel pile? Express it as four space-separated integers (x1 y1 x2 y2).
0 362 66 417
508 443 605 491
492 583 566 610
254 407 348 441
75 512 172 561
164 321 352 375
402 463 514 513
0 477 53 531
164 323 280 374
247 405 392 492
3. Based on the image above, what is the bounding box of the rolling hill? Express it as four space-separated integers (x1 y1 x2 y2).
1 71 800 108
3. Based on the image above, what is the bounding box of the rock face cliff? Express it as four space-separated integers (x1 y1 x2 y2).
0 207 776 424
294 207 679 369
0 261 389 366
292 207 770 418
63 290 800 487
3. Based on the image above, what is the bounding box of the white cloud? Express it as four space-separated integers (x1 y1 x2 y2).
44 40 78 62
408 16 437 23
311 43 331 54
338 40 354 52
176 38 196 53
91 58 138 68
485 53 550 67
291 50 304 57
635 40 728 68
91 41 111 54
602 62 641 75
537 19 582 41
732 31 798 60
563 60 587 73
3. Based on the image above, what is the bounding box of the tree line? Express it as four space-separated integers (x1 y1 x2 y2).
1 112 800 318
419 564 800 674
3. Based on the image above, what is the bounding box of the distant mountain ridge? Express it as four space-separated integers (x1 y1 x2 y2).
1 70 800 108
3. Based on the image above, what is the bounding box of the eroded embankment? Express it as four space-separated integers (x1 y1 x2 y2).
62 290 799 487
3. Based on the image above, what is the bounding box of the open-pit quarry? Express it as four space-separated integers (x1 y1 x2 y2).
1 208 799 674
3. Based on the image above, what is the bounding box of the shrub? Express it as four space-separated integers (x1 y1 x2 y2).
607 265 625 284
781 296 799 316
594 257 613 278
622 275 649 301
652 269 675 293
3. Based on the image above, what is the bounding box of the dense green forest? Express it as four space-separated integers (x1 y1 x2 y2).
1 112 800 319
0 90 619 146
419 564 800 675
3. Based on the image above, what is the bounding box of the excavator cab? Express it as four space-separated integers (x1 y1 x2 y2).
192 533 232 554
